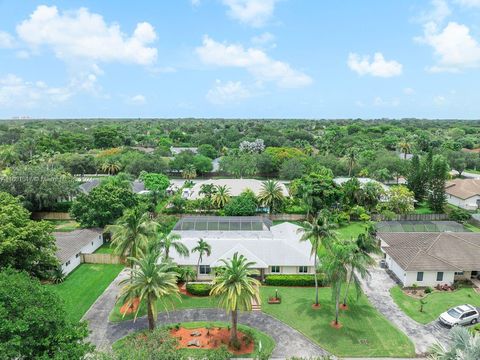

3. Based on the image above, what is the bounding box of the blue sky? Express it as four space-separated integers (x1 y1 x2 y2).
0 0 480 119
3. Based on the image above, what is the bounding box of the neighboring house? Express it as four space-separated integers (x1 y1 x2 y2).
397 152 413 160
445 179 480 210
131 146 155 154
333 177 390 192
168 178 289 200
170 147 198 155
55 228 104 275
461 148 480 154
169 216 314 280
78 179 149 195
378 231 480 287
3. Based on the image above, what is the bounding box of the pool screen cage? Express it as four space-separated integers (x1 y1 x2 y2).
173 216 272 231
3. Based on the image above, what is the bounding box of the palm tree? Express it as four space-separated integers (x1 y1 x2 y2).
100 172 132 189
178 266 196 288
429 326 480 360
398 139 412 160
341 232 378 308
212 185 230 209
118 250 179 330
210 253 260 344
345 147 358 177
257 180 285 214
298 211 338 307
321 239 353 326
106 208 157 271
182 164 197 179
157 233 189 260
101 160 121 175
192 238 212 280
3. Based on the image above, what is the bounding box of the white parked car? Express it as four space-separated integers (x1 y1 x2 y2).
439 304 479 328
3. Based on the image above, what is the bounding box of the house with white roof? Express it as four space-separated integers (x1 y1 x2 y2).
54 229 104 275
169 216 313 280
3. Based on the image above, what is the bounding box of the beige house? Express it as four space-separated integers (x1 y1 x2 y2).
169 216 314 280
445 179 480 210
378 232 480 287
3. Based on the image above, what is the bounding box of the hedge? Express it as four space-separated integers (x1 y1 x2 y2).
186 283 212 296
264 274 326 287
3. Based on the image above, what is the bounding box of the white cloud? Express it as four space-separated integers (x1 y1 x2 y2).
0 74 73 107
0 31 15 48
206 80 251 104
348 52 403 77
196 36 312 88
403 87 415 95
417 21 480 72
191 0 201 6
373 96 400 107
434 95 446 105
128 94 147 105
454 0 480 7
222 0 278 27
251 32 276 48
418 0 451 24
16 5 158 65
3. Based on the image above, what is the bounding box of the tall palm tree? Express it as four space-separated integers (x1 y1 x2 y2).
398 139 412 160
345 147 358 177
118 250 179 330
210 253 260 344
429 326 480 360
342 232 378 307
212 185 230 209
321 239 354 326
298 211 338 307
101 160 121 175
106 208 157 271
257 180 285 214
157 233 189 260
192 238 212 280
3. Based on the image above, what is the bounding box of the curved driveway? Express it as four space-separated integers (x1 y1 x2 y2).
83 270 328 359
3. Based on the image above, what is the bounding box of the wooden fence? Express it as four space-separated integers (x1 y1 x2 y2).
371 213 449 221
32 212 72 220
81 253 125 265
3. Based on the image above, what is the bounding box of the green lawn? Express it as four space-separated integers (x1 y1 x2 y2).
113 321 275 358
337 222 366 240
465 169 480 175
109 292 216 322
260 286 415 357
95 242 114 254
46 220 80 232
390 286 480 324
48 263 124 322
465 223 480 232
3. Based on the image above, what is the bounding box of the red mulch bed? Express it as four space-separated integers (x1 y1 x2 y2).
178 284 206 298
330 320 343 329
339 304 349 310
171 327 254 355
311 303 321 309
120 298 140 315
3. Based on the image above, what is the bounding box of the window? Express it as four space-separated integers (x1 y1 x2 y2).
436 272 444 281
199 265 211 275
455 271 464 276
271 266 280 273
65 260 70 266
91 241 94 246
416 272 424 281
75 253 80 258
298 266 308 273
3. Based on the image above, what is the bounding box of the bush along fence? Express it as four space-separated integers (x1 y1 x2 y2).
186 283 212 296
80 253 125 265
264 274 326 287
371 213 449 221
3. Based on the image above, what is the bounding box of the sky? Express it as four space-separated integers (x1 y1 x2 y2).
0 0 480 119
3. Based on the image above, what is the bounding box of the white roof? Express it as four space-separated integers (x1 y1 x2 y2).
333 177 389 191
170 221 313 268
169 178 289 199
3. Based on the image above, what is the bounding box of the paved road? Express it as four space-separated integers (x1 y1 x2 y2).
83 270 328 358
359 264 450 355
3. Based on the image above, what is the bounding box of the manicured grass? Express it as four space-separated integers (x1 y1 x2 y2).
47 220 80 232
109 292 216 322
260 286 415 358
47 263 124 322
113 321 275 358
465 223 480 232
390 285 480 325
414 202 435 214
337 221 366 240
465 169 480 175
95 242 114 254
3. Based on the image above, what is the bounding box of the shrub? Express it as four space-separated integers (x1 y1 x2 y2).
265 274 325 287
424 286 433 294
449 207 471 223
186 283 212 296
